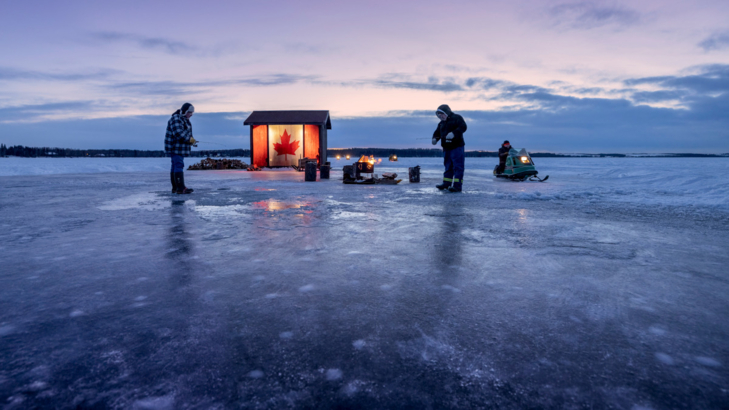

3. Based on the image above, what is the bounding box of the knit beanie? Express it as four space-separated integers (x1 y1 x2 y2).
181 103 195 115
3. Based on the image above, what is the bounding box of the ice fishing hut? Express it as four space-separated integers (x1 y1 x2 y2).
243 110 331 168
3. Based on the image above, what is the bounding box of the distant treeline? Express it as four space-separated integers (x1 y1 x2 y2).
0 144 249 158
327 148 729 158
1 144 726 158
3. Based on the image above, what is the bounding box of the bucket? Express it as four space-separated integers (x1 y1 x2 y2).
320 165 330 179
408 166 421 183
304 162 317 181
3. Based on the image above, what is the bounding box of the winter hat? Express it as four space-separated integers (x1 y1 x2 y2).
503 140 510 145
181 103 195 115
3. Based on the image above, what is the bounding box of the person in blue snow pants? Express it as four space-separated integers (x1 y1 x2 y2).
170 154 185 173
164 102 197 194
442 146 465 191
432 104 467 192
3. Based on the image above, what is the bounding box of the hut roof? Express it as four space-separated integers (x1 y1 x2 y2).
243 110 331 129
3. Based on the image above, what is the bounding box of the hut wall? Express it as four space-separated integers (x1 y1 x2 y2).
268 124 303 167
320 125 327 164
304 124 320 163
252 125 268 167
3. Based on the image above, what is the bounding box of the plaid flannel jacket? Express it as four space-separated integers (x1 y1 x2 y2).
165 112 193 156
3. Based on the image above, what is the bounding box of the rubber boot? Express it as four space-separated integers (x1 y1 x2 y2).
448 183 462 193
435 182 450 190
170 172 178 193
175 172 194 194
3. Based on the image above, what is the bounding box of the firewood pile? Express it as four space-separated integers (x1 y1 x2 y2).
187 157 249 170
343 172 402 185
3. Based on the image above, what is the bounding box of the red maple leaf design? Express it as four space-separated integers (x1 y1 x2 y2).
273 129 300 160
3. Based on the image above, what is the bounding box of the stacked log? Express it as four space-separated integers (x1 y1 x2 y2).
187 157 249 170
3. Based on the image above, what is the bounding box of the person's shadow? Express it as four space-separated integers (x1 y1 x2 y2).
392 201 467 336
432 200 465 278
165 199 194 288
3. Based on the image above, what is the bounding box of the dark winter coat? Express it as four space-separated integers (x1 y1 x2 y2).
498 145 511 164
433 104 467 150
165 110 193 157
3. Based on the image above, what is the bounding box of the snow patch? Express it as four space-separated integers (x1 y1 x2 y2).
654 352 675 365
247 370 264 379
695 356 721 367
326 368 343 381
132 395 175 410
98 193 170 211
0 325 16 336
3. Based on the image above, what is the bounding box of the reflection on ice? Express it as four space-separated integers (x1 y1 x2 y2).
253 199 311 211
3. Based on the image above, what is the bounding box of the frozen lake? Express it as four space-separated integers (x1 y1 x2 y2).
1 157 728 408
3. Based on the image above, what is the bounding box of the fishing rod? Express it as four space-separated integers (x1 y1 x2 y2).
195 141 230 147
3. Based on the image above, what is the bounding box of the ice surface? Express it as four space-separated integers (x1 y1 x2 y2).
1 156 727 209
0 157 728 408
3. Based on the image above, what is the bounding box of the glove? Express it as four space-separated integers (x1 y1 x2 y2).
445 132 454 142
432 136 440 145
189 137 197 147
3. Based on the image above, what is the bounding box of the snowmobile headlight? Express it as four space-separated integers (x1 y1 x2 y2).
520 156 530 164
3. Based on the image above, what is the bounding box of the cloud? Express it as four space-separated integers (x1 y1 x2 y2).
548 1 640 29
0 101 101 123
630 90 684 103
2 64 728 153
698 31 729 52
3 98 728 153
346 75 527 94
624 64 729 94
359 74 464 92
0 112 248 150
91 32 196 55
464 77 507 90
283 42 342 55
326 98 728 152
0 67 117 82
105 74 318 96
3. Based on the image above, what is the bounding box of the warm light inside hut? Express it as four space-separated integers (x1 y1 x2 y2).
244 111 331 169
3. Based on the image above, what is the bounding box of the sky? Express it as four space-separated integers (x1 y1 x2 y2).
1 0 729 153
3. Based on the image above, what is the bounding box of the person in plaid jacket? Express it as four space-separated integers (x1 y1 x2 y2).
165 103 197 194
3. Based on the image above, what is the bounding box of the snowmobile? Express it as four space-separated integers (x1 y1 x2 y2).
493 148 549 182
